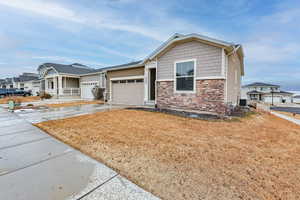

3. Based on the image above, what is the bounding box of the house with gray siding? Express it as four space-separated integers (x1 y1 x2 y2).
33 33 244 115
37 63 106 99
241 82 293 104
80 33 244 115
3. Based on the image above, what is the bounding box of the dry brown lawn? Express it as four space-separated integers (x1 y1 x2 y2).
44 100 103 108
0 96 40 104
35 110 300 200
276 111 300 120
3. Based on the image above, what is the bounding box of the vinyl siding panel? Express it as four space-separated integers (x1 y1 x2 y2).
106 67 144 99
157 41 222 80
226 53 241 105
80 74 100 83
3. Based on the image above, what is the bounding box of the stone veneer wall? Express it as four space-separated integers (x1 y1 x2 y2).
157 79 229 115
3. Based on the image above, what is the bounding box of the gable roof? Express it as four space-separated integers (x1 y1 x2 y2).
100 60 143 71
79 60 143 76
143 33 234 62
141 33 244 75
18 76 39 82
243 82 280 87
81 33 244 76
247 90 264 94
39 63 95 75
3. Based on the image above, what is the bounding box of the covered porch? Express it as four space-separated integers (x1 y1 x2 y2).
45 75 80 98
247 90 263 101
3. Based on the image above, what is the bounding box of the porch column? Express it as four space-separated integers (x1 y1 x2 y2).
58 76 63 95
64 77 67 88
144 67 149 102
53 76 58 96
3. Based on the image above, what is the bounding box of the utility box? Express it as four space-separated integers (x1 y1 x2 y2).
8 100 15 110
239 99 247 106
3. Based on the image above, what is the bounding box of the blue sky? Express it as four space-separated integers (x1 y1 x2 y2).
0 0 299 90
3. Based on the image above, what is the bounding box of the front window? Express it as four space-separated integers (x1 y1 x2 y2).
175 60 195 92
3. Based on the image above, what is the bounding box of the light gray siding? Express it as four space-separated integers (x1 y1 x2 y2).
157 41 222 80
66 77 79 88
80 74 100 83
226 53 241 105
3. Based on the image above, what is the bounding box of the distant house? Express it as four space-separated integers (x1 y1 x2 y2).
293 95 300 104
37 33 244 115
1 78 14 89
0 79 5 88
37 63 105 99
241 82 293 104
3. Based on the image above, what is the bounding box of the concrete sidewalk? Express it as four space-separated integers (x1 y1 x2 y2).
271 111 300 126
0 108 159 200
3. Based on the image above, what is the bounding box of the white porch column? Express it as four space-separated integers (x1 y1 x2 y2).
58 76 63 95
144 67 149 102
64 77 67 88
53 76 58 96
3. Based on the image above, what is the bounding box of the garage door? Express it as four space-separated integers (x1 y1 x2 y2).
111 79 144 105
81 82 98 99
264 96 281 103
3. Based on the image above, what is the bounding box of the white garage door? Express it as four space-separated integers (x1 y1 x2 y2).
111 79 144 105
81 82 98 99
264 96 281 103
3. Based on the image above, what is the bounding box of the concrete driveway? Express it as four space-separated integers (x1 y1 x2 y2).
14 103 123 123
0 108 159 200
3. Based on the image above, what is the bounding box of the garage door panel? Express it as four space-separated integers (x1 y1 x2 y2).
112 81 144 105
81 82 97 99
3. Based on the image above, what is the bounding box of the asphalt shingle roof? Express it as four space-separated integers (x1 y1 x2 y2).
243 82 280 87
100 60 143 71
39 63 95 75
246 90 264 94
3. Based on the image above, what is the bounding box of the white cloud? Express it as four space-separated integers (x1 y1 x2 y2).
243 4 300 64
0 0 215 41
0 0 83 23
245 41 300 63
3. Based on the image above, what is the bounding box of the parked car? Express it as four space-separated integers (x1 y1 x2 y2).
0 89 7 98
0 89 31 98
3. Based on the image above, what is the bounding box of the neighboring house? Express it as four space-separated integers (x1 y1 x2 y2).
0 79 6 88
293 95 300 104
0 73 40 95
2 78 14 89
37 63 105 99
242 82 293 104
11 73 40 95
92 33 244 115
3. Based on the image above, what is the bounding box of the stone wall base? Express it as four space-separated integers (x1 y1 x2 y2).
157 79 230 115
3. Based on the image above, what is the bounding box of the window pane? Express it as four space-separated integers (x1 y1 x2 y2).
176 61 194 77
176 77 194 91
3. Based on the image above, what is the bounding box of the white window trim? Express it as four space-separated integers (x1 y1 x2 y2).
174 59 196 94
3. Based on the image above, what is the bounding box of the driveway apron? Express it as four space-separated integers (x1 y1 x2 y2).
0 107 159 200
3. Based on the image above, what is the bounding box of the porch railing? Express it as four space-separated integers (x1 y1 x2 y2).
62 88 80 96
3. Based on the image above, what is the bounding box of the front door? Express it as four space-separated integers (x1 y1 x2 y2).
149 68 156 101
